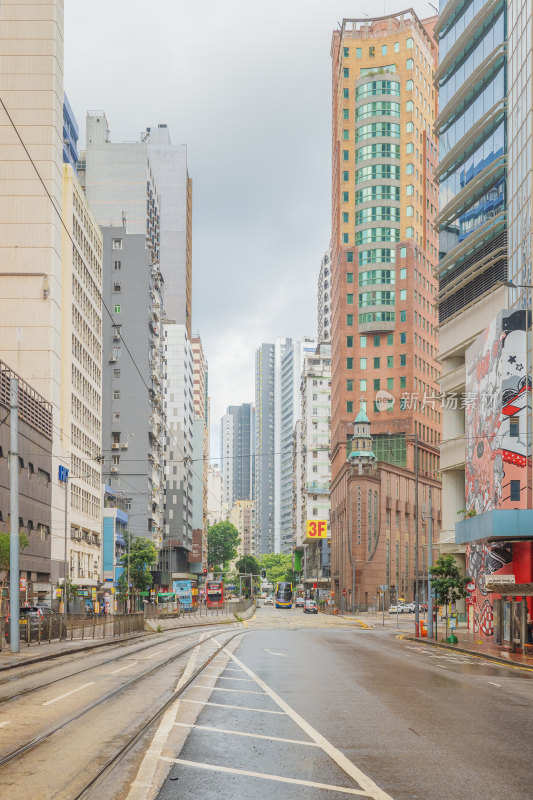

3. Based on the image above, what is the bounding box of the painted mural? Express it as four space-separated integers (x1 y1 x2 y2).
465 309 529 514
464 309 529 639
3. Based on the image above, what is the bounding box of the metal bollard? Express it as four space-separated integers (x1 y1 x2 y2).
38 615 41 645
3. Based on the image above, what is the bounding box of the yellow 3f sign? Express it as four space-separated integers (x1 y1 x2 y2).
306 520 328 539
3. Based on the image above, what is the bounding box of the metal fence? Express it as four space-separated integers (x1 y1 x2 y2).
0 612 145 650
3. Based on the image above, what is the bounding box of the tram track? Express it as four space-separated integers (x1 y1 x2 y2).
0 624 231 705
0 628 243 772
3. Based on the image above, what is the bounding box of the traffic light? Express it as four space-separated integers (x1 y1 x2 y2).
203 568 207 575
261 569 266 579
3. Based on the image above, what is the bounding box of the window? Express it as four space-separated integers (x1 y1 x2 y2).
394 41 400 53
347 293 354 304
343 130 349 141
406 227 414 238
355 122 400 142
347 401 353 413
347 379 353 391
510 480 521 502
113 369 120 378
343 88 349 98
343 233 349 243
406 184 414 195
347 252 354 262
406 142 414 154
406 79 413 91
114 260 121 270
406 100 414 112
343 46 349 57
374 379 381 390
347 336 353 347
113 390 120 400
343 211 349 222
510 417 519 437
343 191 349 201
347 358 353 369
360 379 367 391
373 357 380 369
400 332 406 344
406 58 413 70
387 377 394 390
387 356 393 368
359 249 395 265
406 121 414 133
381 44 387 55
347 273 353 283
400 376 406 388
347 314 354 325
113 282 121 291
406 163 414 175
400 354 406 366
112 238 122 250
342 150 349 161
360 336 367 347
343 170 349 181
387 334 393 345
406 205 414 216
114 304 121 313
400 267 406 277
369 46 375 57
343 68 349 78
356 47 362 58
406 37 413 49
360 358 367 370
400 310 406 322
400 289 407 300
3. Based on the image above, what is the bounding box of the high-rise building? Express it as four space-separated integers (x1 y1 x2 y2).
318 251 332 343
293 343 332 594
255 343 276 554
230 500 255 557
0 0 68 587
220 404 255 508
329 11 442 609
435 0 507 552
191 335 209 570
62 164 103 587
207 464 223 527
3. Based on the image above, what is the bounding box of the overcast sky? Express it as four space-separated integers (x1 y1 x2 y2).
65 0 434 458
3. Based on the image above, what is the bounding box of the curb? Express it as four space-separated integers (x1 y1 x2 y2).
406 635 533 670
0 630 150 672
145 609 255 632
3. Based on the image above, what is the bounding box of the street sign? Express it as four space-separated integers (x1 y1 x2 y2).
19 577 27 591
379 584 388 591
466 581 476 593
91 587 97 599
306 520 328 539
342 589 347 596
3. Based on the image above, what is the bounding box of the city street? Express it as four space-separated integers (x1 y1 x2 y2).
0 607 532 798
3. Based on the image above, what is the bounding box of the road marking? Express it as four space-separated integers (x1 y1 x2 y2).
210 675 256 682
436 664 447 669
195 684 264 695
223 647 394 800
0 721 10 728
109 661 138 675
180 699 285 715
264 648 287 657
174 722 319 746
160 757 372 796
42 682 95 706
143 650 164 659
488 681 501 687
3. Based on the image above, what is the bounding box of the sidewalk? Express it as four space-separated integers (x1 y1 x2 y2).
331 610 533 670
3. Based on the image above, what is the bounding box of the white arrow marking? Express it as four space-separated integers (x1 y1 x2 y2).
264 648 287 657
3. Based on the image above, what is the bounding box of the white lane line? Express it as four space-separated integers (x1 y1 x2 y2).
42 682 95 706
195 684 264 695
210 676 256 683
143 650 164 659
264 648 287 657
223 647 394 800
180 699 285 715
174 721 319 746
109 661 138 675
488 681 501 687
0 721 11 728
436 665 447 669
160 757 371 796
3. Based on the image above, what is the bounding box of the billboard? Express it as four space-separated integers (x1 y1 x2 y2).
305 520 328 539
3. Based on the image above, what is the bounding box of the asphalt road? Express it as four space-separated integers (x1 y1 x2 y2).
145 605 533 800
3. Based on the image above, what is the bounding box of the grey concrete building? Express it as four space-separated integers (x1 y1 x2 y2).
220 403 255 507
255 344 275 555
100 228 165 542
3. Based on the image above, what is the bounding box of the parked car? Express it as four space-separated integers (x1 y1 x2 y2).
388 603 407 614
295 596 305 607
5 606 67 643
304 599 318 614
264 597 274 606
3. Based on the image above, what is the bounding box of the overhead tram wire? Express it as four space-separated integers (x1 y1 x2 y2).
0 96 223 509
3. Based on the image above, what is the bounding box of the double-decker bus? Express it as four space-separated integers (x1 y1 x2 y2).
275 581 293 609
172 580 198 610
206 580 224 609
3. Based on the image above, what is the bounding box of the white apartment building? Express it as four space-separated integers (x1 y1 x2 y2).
317 251 331 344
62 165 103 586
230 500 255 557
207 465 223 527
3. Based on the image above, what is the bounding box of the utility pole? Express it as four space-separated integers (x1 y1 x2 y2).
64 475 69 614
427 486 434 638
414 430 420 636
9 378 20 653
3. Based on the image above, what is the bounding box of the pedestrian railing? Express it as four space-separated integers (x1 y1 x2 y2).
0 612 145 651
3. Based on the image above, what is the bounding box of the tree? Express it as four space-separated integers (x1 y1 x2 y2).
207 522 240 569
430 554 469 642
235 555 261 596
0 531 29 589
257 553 293 585
118 533 158 595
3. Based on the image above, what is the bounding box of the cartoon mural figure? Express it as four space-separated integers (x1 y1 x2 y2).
464 309 527 639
